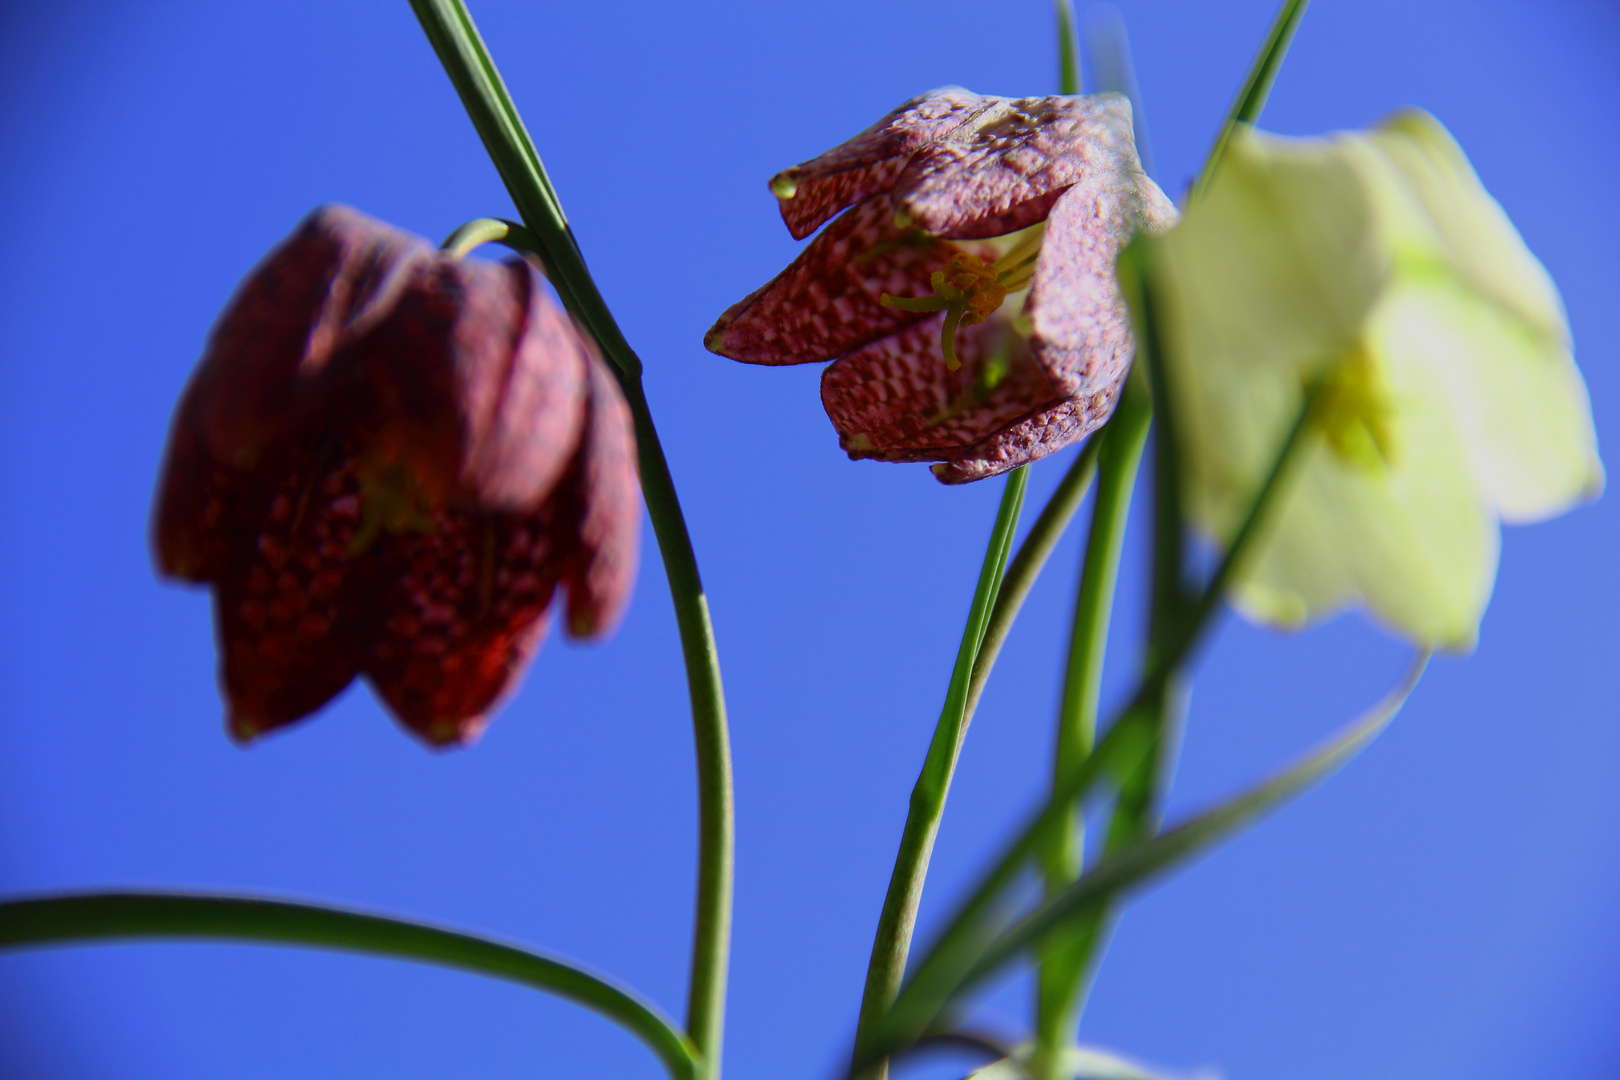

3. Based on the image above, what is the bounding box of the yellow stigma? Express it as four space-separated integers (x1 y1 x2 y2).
1311 341 1397 472
769 173 799 199
880 223 1046 370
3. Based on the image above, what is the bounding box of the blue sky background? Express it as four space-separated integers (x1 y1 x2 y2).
1 2 1616 1078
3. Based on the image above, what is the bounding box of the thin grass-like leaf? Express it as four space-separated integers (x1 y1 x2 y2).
865 653 1427 1061
0 891 698 1080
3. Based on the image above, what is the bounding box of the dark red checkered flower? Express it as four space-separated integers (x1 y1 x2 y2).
705 88 1176 483
153 206 640 747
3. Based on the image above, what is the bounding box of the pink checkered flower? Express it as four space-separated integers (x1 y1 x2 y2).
706 88 1176 482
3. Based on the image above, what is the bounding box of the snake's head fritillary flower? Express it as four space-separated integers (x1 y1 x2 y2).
154 206 640 746
705 88 1176 483
1148 112 1602 649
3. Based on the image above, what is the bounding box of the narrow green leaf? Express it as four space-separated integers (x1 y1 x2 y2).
0 891 698 1080
968 653 1425 995
1054 0 1081 96
1191 0 1311 202
868 653 1427 1059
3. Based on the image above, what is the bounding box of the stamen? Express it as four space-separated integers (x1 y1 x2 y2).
879 224 1047 371
1308 341 1397 472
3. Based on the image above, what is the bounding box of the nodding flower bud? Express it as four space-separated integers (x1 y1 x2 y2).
705 88 1175 483
153 205 640 747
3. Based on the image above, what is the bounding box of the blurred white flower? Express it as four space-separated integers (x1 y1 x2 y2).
1150 110 1602 649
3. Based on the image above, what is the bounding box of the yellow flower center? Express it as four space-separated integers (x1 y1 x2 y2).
880 223 1045 369
1310 341 1397 472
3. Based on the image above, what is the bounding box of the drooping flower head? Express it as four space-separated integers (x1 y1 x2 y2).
1146 112 1603 649
154 206 640 746
705 88 1176 483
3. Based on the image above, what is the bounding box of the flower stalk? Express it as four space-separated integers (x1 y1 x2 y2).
853 466 1028 1079
408 2 733 1075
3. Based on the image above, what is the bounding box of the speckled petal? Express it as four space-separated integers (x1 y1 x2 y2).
362 509 564 748
895 95 1138 239
820 315 1061 461
770 87 993 239
357 257 588 513
932 391 1120 485
706 196 996 365
556 350 641 640
188 205 430 471
152 394 253 582
1024 175 1149 397
215 434 370 741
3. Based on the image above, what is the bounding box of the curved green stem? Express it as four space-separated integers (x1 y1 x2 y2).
0 892 698 1080
408 3 732 1075
853 467 1028 1079
439 216 543 260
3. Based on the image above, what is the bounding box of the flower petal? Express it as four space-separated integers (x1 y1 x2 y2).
152 394 251 582
1362 110 1570 350
1370 279 1603 522
1155 127 1390 540
770 87 992 240
188 205 430 471
820 314 1061 463
932 392 1120 485
1024 174 1163 399
894 95 1141 240
362 509 563 747
705 195 995 365
556 350 642 640
215 436 370 741
1230 354 1500 651
356 257 588 514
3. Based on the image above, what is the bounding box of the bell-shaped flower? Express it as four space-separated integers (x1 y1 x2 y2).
1147 111 1602 649
705 88 1176 483
154 206 640 746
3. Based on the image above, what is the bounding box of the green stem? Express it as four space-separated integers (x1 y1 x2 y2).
964 438 1102 723
853 467 1028 1078
0 892 698 1080
408 4 732 1075
438 216 543 260
1032 372 1150 1080
861 652 1427 1067
1190 0 1312 201
1054 0 1081 96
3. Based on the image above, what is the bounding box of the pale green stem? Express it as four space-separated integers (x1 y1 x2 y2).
853 467 1029 1080
407 4 732 1076
438 216 542 260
